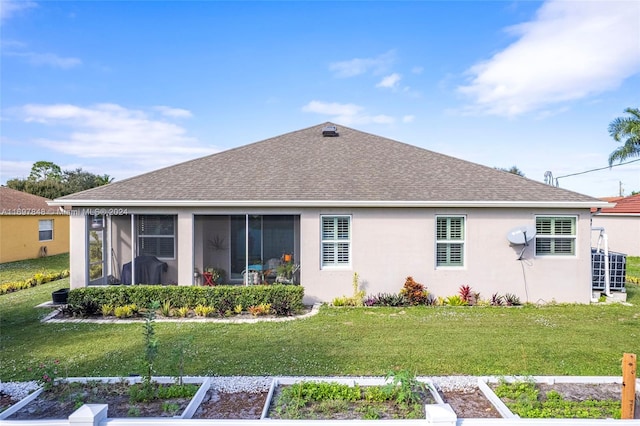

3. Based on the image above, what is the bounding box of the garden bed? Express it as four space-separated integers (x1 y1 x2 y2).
3 379 201 419
438 388 501 418
267 375 437 420
490 379 639 419
192 390 269 419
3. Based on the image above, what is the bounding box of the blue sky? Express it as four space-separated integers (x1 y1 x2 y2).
1 0 639 198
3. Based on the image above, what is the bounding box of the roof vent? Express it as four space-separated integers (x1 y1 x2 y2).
322 125 339 137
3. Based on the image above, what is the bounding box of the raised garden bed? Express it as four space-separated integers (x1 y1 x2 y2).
488 377 640 419
0 377 206 420
193 390 269 419
267 375 438 420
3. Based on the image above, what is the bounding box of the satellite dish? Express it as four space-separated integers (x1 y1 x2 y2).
507 225 536 260
507 225 536 245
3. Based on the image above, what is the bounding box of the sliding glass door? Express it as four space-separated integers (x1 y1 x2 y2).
230 215 295 280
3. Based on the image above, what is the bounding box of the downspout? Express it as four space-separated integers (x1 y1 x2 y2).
245 214 249 286
131 214 136 285
106 215 112 284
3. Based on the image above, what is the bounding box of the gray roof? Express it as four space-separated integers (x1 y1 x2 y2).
55 122 602 206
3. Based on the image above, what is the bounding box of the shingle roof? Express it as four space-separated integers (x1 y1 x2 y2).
55 122 602 206
0 186 60 214
597 194 640 214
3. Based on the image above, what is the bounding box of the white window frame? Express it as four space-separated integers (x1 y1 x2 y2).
137 215 176 260
320 215 352 269
39 219 53 242
535 215 577 257
435 215 465 268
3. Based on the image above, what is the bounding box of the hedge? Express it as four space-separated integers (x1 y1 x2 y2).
67 284 305 316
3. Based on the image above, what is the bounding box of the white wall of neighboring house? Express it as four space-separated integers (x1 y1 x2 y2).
591 214 640 257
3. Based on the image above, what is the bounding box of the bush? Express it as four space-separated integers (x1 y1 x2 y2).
67 284 304 317
0 270 70 295
400 276 429 305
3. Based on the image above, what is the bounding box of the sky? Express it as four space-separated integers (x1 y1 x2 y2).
1 0 639 198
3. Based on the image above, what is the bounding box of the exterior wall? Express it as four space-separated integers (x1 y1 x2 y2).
0 215 69 263
591 214 640 256
68 205 593 304
299 208 593 304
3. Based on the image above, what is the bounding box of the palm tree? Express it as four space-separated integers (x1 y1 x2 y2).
608 107 640 166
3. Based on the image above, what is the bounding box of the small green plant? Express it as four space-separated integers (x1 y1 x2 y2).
114 304 136 318
159 299 172 317
162 401 181 415
383 369 426 406
234 304 243 314
134 300 161 402
194 304 214 317
127 406 141 417
176 306 190 318
332 272 365 306
101 304 114 317
443 294 468 306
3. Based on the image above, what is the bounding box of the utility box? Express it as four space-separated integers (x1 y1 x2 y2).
591 248 627 291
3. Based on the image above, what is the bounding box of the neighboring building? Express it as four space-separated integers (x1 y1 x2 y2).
0 186 70 263
51 123 609 304
592 194 640 256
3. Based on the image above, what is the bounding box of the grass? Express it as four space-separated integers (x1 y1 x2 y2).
627 255 640 278
1 256 639 382
0 253 69 284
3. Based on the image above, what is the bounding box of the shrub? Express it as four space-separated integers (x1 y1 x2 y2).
400 277 429 305
67 284 304 317
364 292 408 307
0 270 70 295
504 293 522 306
194 304 214 317
490 293 504 306
443 295 468 306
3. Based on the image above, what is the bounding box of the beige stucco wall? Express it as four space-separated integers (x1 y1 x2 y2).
591 214 640 256
298 208 593 304
68 206 593 304
0 214 69 263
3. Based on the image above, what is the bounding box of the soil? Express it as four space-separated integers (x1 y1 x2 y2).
5 381 194 419
0 393 18 414
192 390 269 419
439 388 501 418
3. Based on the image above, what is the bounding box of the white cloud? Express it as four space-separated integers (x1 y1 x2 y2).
329 50 396 78
4 51 82 69
302 100 395 125
0 159 33 182
153 106 193 118
0 0 37 22
402 115 415 123
458 0 640 117
411 66 424 75
376 73 402 89
18 104 213 166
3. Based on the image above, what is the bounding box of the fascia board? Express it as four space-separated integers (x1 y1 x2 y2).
49 199 613 209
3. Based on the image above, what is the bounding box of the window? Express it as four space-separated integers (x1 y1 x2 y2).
535 216 576 256
321 215 351 268
39 219 53 241
137 215 175 259
436 216 465 267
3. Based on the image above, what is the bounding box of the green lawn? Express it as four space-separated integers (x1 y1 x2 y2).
1 276 638 382
627 255 640 278
0 253 69 284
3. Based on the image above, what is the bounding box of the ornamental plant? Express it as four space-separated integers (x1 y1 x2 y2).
400 276 429 305
31 359 62 391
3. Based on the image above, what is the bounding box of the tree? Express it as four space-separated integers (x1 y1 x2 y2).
495 166 525 177
28 161 62 181
6 161 113 199
608 107 640 166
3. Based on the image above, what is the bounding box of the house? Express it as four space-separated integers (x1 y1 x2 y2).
591 194 640 256
50 123 610 304
0 186 70 263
